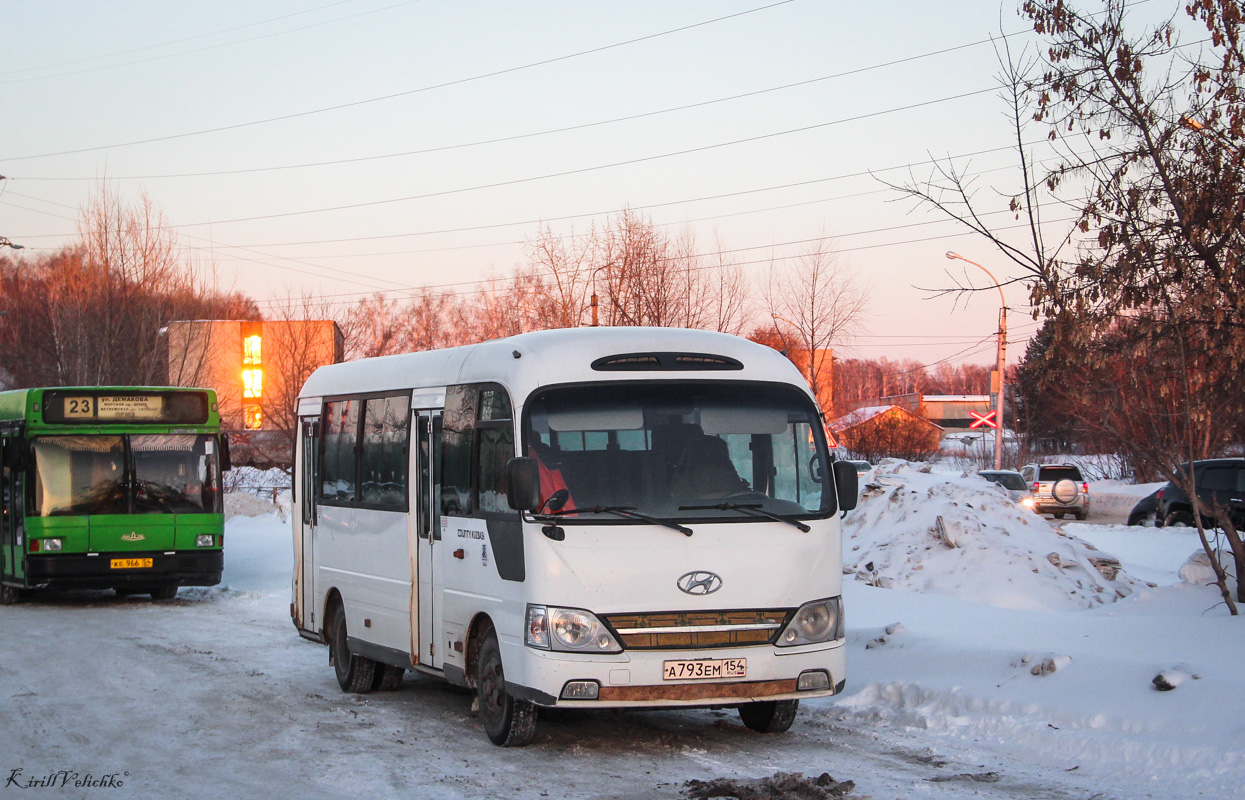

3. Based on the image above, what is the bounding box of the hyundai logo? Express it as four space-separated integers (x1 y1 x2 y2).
677 571 723 595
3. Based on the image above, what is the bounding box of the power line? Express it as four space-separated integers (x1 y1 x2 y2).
0 0 384 79
174 87 997 228
13 35 1022 182
1 1 797 162
241 215 1077 312
0 140 1044 248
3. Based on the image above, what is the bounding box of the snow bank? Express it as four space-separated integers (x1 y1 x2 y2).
1089 479 1163 518
844 461 1144 610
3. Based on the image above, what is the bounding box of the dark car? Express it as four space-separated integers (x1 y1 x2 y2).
1155 458 1245 529
1126 490 1160 526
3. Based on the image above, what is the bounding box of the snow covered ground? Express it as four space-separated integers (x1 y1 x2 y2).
1 465 1241 799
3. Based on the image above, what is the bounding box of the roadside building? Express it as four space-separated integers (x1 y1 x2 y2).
829 404 944 462
165 319 343 467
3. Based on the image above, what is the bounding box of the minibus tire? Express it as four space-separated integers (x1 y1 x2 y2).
373 664 405 691
0 585 23 605
331 605 376 693
738 699 798 733
476 630 536 746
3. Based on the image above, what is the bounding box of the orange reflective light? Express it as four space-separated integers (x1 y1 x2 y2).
242 368 263 398
243 335 263 365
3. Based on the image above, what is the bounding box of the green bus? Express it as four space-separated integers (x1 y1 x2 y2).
0 387 230 604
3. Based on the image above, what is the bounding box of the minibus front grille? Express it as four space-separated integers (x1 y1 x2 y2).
603 609 790 650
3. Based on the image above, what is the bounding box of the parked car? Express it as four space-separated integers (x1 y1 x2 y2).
1126 490 1160 526
1019 463 1089 520
1154 459 1245 529
979 469 1035 510
846 460 873 477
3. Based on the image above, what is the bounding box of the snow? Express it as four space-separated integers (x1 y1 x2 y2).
2 468 1243 799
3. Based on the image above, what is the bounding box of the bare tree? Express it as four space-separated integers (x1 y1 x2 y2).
0 185 254 390
765 239 870 413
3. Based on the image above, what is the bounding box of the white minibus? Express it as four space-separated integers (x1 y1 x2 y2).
291 327 857 746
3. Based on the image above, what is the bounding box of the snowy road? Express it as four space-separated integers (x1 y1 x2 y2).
2 474 1241 800
1 587 1092 800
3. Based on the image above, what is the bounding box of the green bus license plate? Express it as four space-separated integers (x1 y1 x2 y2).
110 558 153 570
662 658 747 681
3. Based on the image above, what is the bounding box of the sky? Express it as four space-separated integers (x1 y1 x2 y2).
0 0 1196 369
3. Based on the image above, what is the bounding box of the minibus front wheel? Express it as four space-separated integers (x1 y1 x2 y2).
476 629 536 747
738 699 799 733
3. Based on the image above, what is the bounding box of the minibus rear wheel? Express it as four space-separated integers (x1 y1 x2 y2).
738 699 799 733
331 604 377 693
476 629 536 746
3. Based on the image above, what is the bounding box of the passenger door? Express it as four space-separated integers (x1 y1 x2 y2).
414 410 442 667
296 417 319 631
1 443 15 583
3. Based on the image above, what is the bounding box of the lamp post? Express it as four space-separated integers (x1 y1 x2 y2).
945 251 1007 470
589 264 614 327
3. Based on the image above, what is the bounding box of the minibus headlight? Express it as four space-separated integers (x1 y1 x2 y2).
42 538 63 552
196 534 216 548
550 608 621 653
526 605 621 653
777 597 843 647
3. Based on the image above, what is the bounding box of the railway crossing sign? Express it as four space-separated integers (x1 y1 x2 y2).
969 410 999 429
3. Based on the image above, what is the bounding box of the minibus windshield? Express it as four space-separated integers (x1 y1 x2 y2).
524 382 833 522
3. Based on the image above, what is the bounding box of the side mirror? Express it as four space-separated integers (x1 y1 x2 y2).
832 460 859 512
506 457 541 512
219 434 233 473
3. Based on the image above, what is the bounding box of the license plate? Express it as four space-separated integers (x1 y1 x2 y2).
662 658 747 681
110 558 153 570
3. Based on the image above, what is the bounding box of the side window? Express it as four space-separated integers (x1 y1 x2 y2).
440 383 515 516
1200 466 1235 493
360 395 409 507
477 387 514 515
1236 467 1245 494
321 400 359 502
441 385 477 515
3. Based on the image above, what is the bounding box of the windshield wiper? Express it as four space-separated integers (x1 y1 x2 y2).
534 505 693 536
678 502 810 532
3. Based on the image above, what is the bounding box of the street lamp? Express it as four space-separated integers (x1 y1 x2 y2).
945 251 1007 470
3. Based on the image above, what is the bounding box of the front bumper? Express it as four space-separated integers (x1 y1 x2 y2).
504 637 847 709
24 551 223 590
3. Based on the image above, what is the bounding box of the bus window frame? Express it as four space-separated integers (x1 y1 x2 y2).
316 391 412 513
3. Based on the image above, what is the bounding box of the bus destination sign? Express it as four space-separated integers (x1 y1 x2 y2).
40 389 210 425
61 394 166 421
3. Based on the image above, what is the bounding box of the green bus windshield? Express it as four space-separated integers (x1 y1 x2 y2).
31 434 221 516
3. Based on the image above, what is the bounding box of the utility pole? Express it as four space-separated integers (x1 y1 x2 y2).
945 252 1007 470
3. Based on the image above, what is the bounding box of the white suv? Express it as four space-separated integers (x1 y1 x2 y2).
1019 463 1089 520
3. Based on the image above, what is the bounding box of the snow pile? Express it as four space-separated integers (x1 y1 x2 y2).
1088 479 1163 518
224 491 282 519
843 461 1144 610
